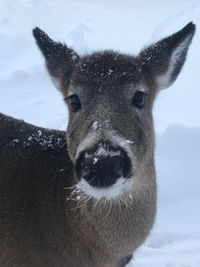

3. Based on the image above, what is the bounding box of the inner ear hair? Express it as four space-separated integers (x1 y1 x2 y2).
138 22 196 90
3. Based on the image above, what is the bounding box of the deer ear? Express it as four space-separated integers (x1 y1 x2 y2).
139 22 196 90
33 27 80 92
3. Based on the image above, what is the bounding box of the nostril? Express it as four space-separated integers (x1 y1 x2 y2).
113 156 124 174
80 156 93 169
82 163 88 171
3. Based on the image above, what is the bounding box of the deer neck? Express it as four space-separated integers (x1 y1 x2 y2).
73 174 156 256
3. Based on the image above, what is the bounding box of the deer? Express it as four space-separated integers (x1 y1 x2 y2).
0 22 195 267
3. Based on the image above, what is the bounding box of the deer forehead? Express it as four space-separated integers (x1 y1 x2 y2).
70 51 143 88
66 54 148 99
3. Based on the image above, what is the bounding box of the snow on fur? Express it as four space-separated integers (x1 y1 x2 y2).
0 1 200 266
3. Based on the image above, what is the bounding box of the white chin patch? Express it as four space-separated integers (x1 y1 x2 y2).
76 178 132 200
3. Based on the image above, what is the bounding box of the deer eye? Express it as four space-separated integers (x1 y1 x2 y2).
132 91 146 108
68 94 81 112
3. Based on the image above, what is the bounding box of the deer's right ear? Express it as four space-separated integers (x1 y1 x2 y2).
138 22 196 91
33 27 80 92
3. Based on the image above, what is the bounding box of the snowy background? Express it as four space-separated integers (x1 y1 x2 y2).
0 0 200 266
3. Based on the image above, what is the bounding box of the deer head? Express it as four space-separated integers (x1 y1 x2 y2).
33 23 195 200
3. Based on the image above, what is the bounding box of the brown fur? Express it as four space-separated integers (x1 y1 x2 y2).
0 22 195 266
0 113 154 266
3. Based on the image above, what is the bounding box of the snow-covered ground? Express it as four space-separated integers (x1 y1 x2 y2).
0 0 200 266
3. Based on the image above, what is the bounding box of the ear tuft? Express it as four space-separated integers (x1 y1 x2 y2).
139 22 196 90
32 27 58 58
33 27 80 93
171 22 196 42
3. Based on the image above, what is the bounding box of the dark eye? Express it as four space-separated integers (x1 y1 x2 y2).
132 91 146 108
68 94 81 112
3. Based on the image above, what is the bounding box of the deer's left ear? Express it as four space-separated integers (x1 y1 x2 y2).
138 22 196 90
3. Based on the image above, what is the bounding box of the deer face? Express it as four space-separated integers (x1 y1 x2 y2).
65 52 154 199
33 23 195 200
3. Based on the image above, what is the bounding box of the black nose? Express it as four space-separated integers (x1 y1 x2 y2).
75 142 132 188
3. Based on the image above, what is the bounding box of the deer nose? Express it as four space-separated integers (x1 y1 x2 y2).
75 143 132 188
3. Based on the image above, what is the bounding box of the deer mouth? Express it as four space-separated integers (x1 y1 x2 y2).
74 141 133 199
75 177 132 200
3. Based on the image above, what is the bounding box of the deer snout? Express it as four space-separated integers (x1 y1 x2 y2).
75 142 132 188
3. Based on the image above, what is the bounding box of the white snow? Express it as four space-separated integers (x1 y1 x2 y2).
91 121 99 130
85 144 121 164
95 144 121 158
93 157 98 164
0 0 200 266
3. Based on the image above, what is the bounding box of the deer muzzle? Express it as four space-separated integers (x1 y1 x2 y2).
75 141 132 188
